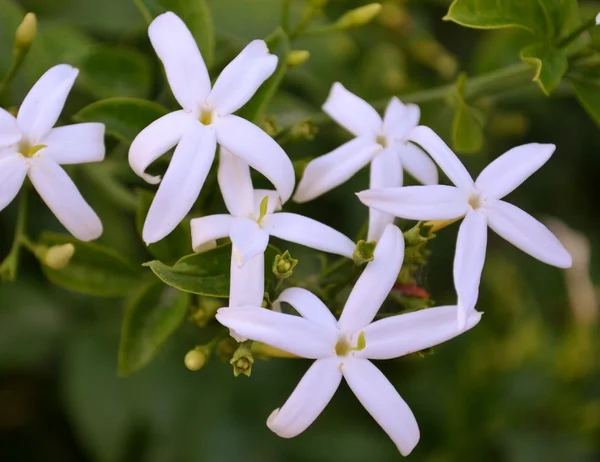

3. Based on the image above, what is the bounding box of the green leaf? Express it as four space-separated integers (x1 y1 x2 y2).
520 43 568 95
74 98 169 145
136 189 191 262
143 0 215 67
569 71 600 126
78 46 153 99
39 233 142 297
118 282 189 376
145 243 280 298
451 74 485 154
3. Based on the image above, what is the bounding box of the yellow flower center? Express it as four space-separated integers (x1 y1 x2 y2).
18 140 46 158
199 108 213 125
376 134 388 148
335 332 366 356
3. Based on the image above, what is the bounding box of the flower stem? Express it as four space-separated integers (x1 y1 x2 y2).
132 0 153 25
0 187 29 281
558 16 598 49
281 0 291 33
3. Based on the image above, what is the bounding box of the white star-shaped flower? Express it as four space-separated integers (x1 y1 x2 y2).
130 12 295 244
293 82 438 241
0 64 105 241
216 224 481 455
358 126 572 326
191 149 355 308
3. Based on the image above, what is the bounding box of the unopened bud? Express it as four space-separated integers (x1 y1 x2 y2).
184 346 209 371
353 240 376 266
286 50 310 68
42 244 75 270
230 340 254 377
15 13 37 50
336 3 382 30
273 250 298 280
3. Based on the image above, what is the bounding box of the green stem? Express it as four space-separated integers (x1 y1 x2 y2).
322 256 351 278
132 0 153 25
0 187 29 281
281 0 291 33
0 45 30 102
558 16 598 48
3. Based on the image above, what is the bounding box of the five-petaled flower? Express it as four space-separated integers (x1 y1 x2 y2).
358 126 572 327
0 64 105 241
191 148 355 310
294 83 438 241
216 224 482 455
130 12 295 244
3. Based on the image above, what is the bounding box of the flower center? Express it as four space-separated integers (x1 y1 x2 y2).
376 134 388 148
468 193 482 209
256 196 269 225
199 107 213 125
335 332 366 357
18 140 46 158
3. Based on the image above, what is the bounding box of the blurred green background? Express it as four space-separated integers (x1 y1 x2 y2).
1 0 599 460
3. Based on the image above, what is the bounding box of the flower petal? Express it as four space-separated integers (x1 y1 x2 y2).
475 143 555 200
358 185 468 221
230 217 270 266
382 97 420 141
190 214 235 252
262 212 355 258
28 156 101 241
229 252 264 307
142 123 216 244
41 123 105 165
454 210 488 328
218 148 254 217
293 138 381 203
368 147 402 241
338 224 404 333
267 357 342 438
0 108 21 147
275 287 338 329
398 143 439 185
129 110 195 184
215 115 294 203
343 358 419 456
207 40 277 115
485 199 572 268
357 305 482 360
215 306 337 358
0 154 27 212
408 126 474 191
148 12 211 112
17 64 78 142
322 82 382 137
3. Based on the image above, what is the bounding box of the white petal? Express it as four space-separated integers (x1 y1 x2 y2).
190 214 235 252
253 189 282 214
129 110 195 184
262 212 355 258
475 143 555 200
368 147 402 242
148 12 211 112
215 306 337 358
0 108 21 147
382 98 420 141
41 123 105 165
338 225 404 333
28 156 101 241
454 210 488 328
0 154 27 212
215 115 294 203
218 148 254 217
230 217 270 266
293 138 381 203
485 199 572 268
408 126 473 191
276 287 338 329
267 357 342 438
229 252 264 307
322 82 382 137
207 40 278 115
357 305 482 360
17 65 78 142
358 185 468 221
343 358 419 456
142 123 216 244
398 143 439 185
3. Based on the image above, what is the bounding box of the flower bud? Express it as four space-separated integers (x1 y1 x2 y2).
230 340 254 377
353 240 376 266
41 244 75 270
15 13 37 50
184 346 209 371
336 3 382 30
286 50 310 68
403 222 435 246
272 250 298 280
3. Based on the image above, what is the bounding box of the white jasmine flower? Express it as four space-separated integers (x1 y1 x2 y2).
216 224 482 455
293 83 438 241
358 126 572 326
130 12 295 244
191 149 355 308
0 65 104 241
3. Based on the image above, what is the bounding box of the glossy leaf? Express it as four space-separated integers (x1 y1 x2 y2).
39 233 142 297
520 43 568 95
74 98 169 145
118 282 189 376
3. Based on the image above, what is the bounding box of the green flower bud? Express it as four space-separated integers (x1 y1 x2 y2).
336 3 382 30
353 240 377 266
230 340 254 377
15 13 37 50
273 250 298 280
41 244 75 270
184 346 209 371
286 50 310 68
